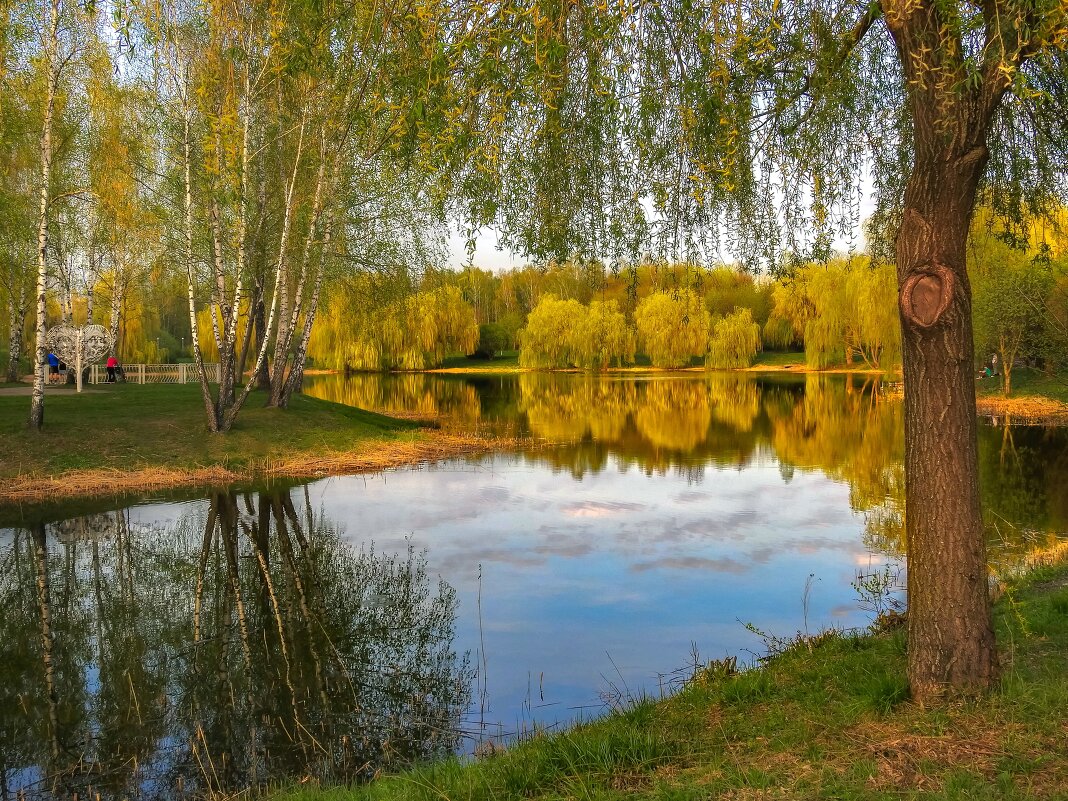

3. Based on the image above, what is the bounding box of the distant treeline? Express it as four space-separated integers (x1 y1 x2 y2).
299 219 1068 382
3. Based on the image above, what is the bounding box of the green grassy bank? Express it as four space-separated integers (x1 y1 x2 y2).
976 367 1068 406
0 382 416 479
275 563 1068 801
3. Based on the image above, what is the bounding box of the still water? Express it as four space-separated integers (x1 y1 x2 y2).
2 372 1066 799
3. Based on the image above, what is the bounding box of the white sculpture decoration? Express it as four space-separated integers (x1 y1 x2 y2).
45 324 115 393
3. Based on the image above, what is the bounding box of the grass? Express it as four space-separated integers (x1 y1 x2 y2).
272 562 1068 801
752 350 807 368
436 351 522 369
0 382 418 479
976 367 1068 405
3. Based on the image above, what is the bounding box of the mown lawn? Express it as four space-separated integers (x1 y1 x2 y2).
752 350 807 368
274 562 1068 801
0 382 417 478
437 351 522 369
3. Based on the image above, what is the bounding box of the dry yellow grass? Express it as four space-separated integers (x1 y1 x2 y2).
1 431 525 504
976 394 1068 424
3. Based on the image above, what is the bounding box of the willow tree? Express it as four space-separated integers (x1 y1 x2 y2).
634 290 710 368
439 0 1068 698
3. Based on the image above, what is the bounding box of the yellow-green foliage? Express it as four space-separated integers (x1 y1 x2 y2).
707 308 762 368
310 283 478 371
772 259 900 369
519 296 635 369
634 290 710 368
571 300 636 370
704 268 773 325
762 314 798 349
519 295 585 368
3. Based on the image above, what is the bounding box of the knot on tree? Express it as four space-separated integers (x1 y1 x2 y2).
900 263 954 329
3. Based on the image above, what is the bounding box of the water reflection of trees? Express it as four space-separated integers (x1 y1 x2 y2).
517 373 777 476
305 373 482 425
0 490 471 800
979 424 1068 567
306 371 1065 564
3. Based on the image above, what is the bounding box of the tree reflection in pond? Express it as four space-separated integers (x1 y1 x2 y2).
306 371 1068 567
0 490 472 800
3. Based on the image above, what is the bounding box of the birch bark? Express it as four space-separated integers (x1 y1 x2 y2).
29 0 61 429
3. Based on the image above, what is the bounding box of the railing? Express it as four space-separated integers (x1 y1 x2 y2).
89 362 221 385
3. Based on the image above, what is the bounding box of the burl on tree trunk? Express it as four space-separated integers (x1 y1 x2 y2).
898 185 998 702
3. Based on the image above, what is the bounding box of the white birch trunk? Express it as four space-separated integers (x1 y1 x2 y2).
6 290 25 382
222 114 306 428
269 137 327 406
280 201 335 406
108 270 122 356
182 87 219 431
29 0 60 429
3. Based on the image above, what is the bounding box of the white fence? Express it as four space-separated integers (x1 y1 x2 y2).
89 362 221 385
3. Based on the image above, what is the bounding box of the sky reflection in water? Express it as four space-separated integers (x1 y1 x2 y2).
3 372 1067 799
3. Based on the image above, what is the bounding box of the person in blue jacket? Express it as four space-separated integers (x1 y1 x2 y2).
47 352 60 383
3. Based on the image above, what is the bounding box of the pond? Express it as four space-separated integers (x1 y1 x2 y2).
2 372 1066 800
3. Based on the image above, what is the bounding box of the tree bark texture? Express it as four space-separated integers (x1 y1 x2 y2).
884 0 1014 701
6 290 26 382
29 0 60 430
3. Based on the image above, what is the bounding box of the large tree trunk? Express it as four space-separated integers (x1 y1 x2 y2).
897 142 997 702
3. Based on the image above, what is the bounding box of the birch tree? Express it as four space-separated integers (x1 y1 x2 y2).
28 0 75 427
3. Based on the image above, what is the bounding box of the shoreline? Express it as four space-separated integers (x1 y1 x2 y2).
412 364 893 376
0 430 523 507
269 549 1068 801
976 394 1068 425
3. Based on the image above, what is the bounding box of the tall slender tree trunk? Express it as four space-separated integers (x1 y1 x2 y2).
254 286 271 390
182 97 221 432
6 290 25 382
897 135 997 703
108 270 122 356
29 0 60 429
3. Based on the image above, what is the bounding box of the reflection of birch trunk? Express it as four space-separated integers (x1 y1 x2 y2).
92 540 106 669
193 500 218 647
29 0 61 429
271 494 328 707
246 502 295 691
31 524 61 761
219 498 255 676
224 528 259 786
282 492 310 552
245 496 304 735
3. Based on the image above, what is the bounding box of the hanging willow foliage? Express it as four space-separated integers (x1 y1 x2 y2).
634 290 710 368
311 284 478 371
707 308 762 368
